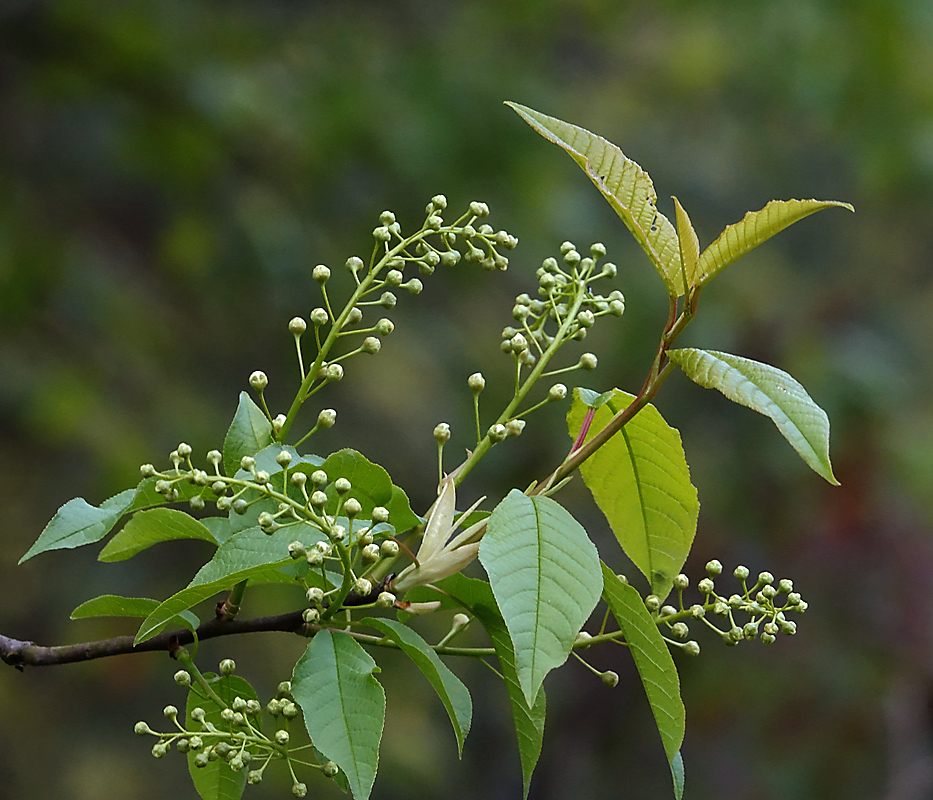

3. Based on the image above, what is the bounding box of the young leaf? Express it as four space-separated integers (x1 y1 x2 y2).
361 617 472 756
291 630 386 800
507 101 685 296
222 391 273 478
695 198 854 286
672 196 700 290
668 348 838 484
186 672 258 800
480 490 602 708
436 574 546 799
134 525 299 644
567 389 699 600
98 507 218 562
71 594 199 637
601 566 685 800
19 488 136 563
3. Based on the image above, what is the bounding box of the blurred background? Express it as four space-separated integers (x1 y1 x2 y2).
1 1 931 798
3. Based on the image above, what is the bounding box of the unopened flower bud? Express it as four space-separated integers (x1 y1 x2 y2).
734 565 750 581
312 264 331 283
317 409 336 429
362 336 381 354
758 571 774 585
362 543 380 562
354 578 373 596
468 372 486 393
548 383 568 401
671 622 690 639
310 307 329 327
375 318 394 336
683 640 701 656
325 363 344 382
288 316 307 335
469 201 489 218
219 658 236 676
488 424 507 443
645 595 661 612
376 591 396 608
600 670 619 687
174 670 192 687
434 423 451 444
323 761 339 778
574 631 593 648
302 608 320 624
140 463 157 478
135 721 153 735
505 419 526 437
380 539 398 557
379 291 397 309
698 578 715 595
373 226 391 243
249 371 268 390
579 353 598 371
673 574 689 590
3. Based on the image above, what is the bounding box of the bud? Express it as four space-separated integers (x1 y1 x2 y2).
249 371 268 390
362 543 380 562
288 316 307 335
310 307 329 327
673 574 689 590
734 565 750 581
323 761 340 778
302 608 320 624
469 201 489 218
134 721 153 735
758 571 774 585
372 506 390 524
174 670 192 687
434 423 451 444
548 383 568 401
163 705 178 720
376 591 397 608
705 559 723 577
683 640 701 656
354 578 373 596
671 622 690 639
345 256 363 273
306 586 324 604
310 491 328 509
288 541 307 559
312 264 331 283
317 409 336 429
468 372 486 393
380 539 399 557
600 670 620 687
362 336 381 354
574 631 593 648
373 226 391 243
379 291 397 309
778 578 794 594
698 578 715 595
505 419 526 437
645 595 661 612
579 353 598 371
219 659 236 676
488 424 507 443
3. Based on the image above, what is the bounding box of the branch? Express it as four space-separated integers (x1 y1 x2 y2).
0 610 307 670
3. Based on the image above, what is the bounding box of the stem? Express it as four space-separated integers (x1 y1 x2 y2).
174 648 228 709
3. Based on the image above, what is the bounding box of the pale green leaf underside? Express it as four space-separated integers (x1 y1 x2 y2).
507 102 685 296
601 566 685 797
292 631 385 800
134 525 298 644
19 488 136 563
187 673 257 800
362 617 472 756
567 389 699 599
437 574 546 800
668 348 838 485
695 198 854 286
98 507 218 562
480 490 602 707
223 391 273 478
672 196 700 290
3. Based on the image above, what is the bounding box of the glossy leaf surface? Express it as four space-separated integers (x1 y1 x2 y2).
668 348 838 484
222 391 273 478
567 389 698 599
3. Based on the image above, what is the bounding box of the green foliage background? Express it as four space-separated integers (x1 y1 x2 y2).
1 2 931 798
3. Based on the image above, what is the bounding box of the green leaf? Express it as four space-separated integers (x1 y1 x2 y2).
186 672 258 800
507 101 685 296
98 508 218 562
480 490 602 707
672 196 700 290
361 617 472 756
71 594 199 636
601 566 685 799
134 525 298 644
695 198 854 286
123 476 218 516
309 449 421 533
223 391 273 478
567 389 699 599
291 630 385 800
19 488 136 563
668 348 838 484
434 574 546 799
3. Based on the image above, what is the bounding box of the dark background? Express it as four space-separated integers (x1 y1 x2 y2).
1 2 932 798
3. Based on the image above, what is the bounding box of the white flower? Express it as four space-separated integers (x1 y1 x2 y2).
393 476 485 594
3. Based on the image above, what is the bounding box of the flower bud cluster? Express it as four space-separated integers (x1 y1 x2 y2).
136 669 337 793
652 561 808 653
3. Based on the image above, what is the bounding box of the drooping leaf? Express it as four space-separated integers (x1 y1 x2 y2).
98 508 218 562
601 566 685 799
186 672 258 800
567 389 699 599
668 348 838 484
507 101 685 296
71 594 199 637
123 475 218 516
435 574 546 799
480 490 602 707
361 617 472 756
694 198 854 286
291 630 385 800
134 525 299 644
672 196 700 290
222 391 273 478
19 488 136 563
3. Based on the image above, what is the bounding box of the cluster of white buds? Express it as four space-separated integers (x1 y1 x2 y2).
650 559 807 652
136 666 339 793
